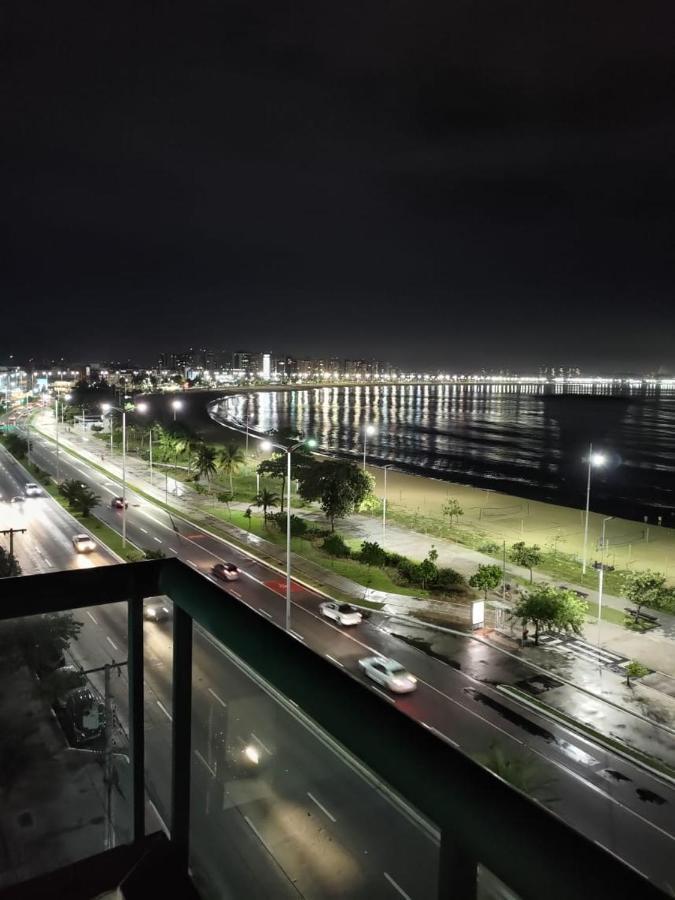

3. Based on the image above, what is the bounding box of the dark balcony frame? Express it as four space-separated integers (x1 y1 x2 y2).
0 558 668 900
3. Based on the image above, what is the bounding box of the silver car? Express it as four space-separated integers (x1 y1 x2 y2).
319 601 362 626
358 656 418 693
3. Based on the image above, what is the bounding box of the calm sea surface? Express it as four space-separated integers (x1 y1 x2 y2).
209 385 675 522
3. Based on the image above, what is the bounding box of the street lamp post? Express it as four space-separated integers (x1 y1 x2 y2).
54 393 72 482
582 443 606 576
172 398 182 422
596 515 613 661
102 404 127 547
382 464 392 545
260 436 316 631
135 403 152 485
363 424 375 470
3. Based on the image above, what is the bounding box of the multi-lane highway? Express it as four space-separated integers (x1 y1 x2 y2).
3 413 675 895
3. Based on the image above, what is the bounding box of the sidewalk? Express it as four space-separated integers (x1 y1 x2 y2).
33 413 675 744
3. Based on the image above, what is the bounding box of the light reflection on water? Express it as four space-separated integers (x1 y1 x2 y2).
218 385 675 520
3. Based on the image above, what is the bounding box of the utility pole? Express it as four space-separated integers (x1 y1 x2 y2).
79 658 127 850
0 526 27 560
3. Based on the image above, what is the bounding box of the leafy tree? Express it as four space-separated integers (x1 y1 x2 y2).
216 490 233 505
144 548 166 560
192 443 218 482
60 479 100 516
625 660 649 687
322 533 351 558
511 584 587 645
435 567 467 593
0 612 82 674
469 564 502 599
270 512 308 537
257 446 315 512
298 459 370 531
0 547 21 578
244 507 252 531
418 555 438 589
252 489 279 522
442 498 463 524
217 443 246 494
360 541 388 568
509 541 542 582
3 433 28 459
622 570 668 620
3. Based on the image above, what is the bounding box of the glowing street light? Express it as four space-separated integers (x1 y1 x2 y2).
258 435 317 630
101 403 128 547
171 398 183 422
363 423 376 470
582 444 606 576
135 403 153 484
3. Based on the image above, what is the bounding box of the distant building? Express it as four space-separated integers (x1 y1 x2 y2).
538 365 582 380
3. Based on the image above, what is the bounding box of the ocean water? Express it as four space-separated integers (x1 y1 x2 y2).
209 384 675 523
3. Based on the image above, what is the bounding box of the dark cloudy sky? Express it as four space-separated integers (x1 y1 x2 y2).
2 1 674 371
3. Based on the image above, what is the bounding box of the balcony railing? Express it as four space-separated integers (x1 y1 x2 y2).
0 558 668 899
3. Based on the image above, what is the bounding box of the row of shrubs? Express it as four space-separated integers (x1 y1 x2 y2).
320 533 468 596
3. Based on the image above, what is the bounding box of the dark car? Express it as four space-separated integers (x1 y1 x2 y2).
111 496 128 509
212 562 240 582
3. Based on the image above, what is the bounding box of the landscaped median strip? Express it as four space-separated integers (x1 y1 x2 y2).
31 421 385 611
496 682 675 784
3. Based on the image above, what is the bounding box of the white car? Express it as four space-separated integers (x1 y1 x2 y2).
319 601 362 626
72 534 96 553
25 483 42 497
358 656 418 693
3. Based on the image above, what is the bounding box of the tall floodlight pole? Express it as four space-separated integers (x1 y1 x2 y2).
260 436 317 631
582 443 606 575
102 404 129 547
363 424 375 470
382 464 392 544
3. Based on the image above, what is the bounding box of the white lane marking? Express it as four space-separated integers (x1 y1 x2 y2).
188 560 199 568
421 722 459 748
153 537 162 543
370 686 396 704
106 636 118 651
289 630 305 643
87 611 98 625
250 732 272 754
307 791 336 823
169 546 178 554
49 442 673 837
258 608 273 619
384 872 413 900
157 701 173 721
207 688 227 709
243 816 273 855
140 527 148 534
229 589 242 599
194 749 216 777
325 654 344 668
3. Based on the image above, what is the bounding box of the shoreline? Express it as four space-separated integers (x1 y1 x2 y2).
156 388 675 580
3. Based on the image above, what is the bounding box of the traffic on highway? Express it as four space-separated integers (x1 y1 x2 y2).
2 410 675 895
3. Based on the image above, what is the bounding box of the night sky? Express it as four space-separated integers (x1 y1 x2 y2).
2 1 674 371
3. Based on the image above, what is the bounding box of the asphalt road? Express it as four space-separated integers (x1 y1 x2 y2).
4 418 675 893
0 440 439 899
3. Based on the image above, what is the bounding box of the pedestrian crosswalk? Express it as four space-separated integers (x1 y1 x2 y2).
537 633 637 674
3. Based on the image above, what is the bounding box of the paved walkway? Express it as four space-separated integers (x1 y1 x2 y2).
32 412 675 740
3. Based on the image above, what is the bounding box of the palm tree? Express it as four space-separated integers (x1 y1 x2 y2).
192 443 218 482
218 444 246 494
252 489 279 523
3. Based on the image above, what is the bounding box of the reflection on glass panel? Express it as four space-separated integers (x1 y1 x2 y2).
141 594 174 834
189 626 440 899
478 865 522 900
0 603 130 888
